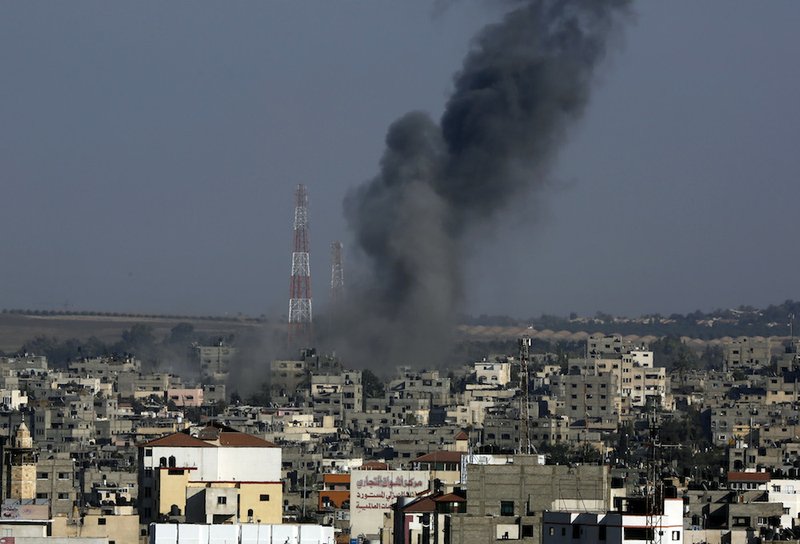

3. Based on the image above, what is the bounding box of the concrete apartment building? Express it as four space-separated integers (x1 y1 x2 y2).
551 371 623 422
196 343 237 382
68 355 141 378
542 496 684 544
449 457 614 544
723 337 772 372
387 370 451 408
310 370 363 427
576 346 671 410
0 355 49 373
474 359 512 386
138 422 282 526
35 453 78 517
270 359 309 401
117 372 177 400
587 334 635 359
51 505 140 544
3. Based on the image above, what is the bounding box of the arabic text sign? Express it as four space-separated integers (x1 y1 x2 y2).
349 469 429 536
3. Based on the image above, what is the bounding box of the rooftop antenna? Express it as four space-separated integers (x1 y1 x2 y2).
518 335 533 455
645 408 663 544
330 241 344 309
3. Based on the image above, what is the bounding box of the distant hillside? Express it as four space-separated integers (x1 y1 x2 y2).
2 299 797 356
0 310 262 353
463 299 800 340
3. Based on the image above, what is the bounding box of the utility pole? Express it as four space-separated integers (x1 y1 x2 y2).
518 336 532 455
301 473 307 520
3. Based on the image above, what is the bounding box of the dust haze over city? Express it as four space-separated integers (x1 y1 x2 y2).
1 1 798 326
3 2 800 543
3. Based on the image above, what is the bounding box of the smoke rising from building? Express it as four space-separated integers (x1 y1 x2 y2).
336 0 630 368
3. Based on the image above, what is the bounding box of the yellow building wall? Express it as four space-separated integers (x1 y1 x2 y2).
52 514 139 544
158 469 190 515
183 481 282 524
430 469 461 487
239 483 282 524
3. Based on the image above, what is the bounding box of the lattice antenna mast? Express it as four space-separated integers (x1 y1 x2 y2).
288 184 313 347
645 409 663 544
330 241 344 307
518 335 533 455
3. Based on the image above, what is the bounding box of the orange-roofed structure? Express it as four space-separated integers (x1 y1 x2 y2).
138 421 282 526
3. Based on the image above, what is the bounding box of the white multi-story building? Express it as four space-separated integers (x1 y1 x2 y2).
543 497 683 544
150 523 334 544
770 480 800 529
138 422 282 526
474 360 512 386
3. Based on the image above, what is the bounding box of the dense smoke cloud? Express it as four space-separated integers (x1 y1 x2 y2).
338 0 630 369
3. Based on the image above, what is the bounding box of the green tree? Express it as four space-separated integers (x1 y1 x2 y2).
116 324 159 367
650 335 699 370
165 322 195 345
362 369 385 399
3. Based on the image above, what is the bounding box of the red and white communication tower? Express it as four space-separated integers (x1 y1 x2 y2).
288 184 313 347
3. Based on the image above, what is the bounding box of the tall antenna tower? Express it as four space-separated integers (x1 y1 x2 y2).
288 184 313 347
518 335 532 454
330 241 344 307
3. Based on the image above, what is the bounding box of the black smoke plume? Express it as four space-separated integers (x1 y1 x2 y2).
337 0 630 369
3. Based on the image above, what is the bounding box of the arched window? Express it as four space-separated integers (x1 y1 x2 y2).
159 457 167 467
168 456 176 468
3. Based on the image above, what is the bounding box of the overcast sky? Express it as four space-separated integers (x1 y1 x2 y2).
1 1 798 320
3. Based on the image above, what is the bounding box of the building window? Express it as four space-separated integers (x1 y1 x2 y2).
672 531 680 541
168 469 184 476
260 494 270 501
548 528 555 536
58 472 69 479
217 496 227 505
57 493 69 500
500 501 514 516
624 528 654 540
37 472 48 479
98 518 107 525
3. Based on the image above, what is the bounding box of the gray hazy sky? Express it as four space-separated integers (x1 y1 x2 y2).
1 1 798 319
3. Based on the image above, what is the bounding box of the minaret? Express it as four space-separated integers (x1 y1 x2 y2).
5 422 37 500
